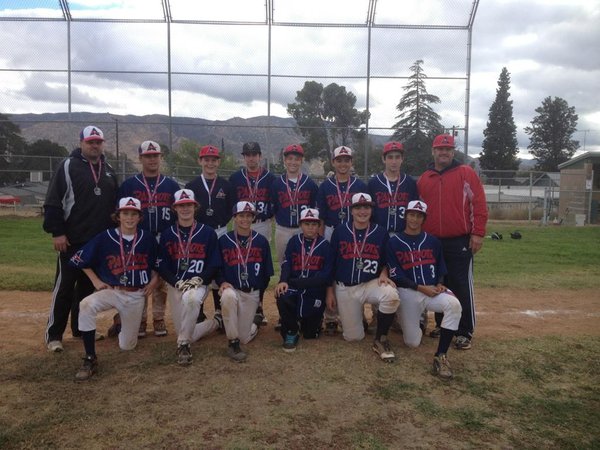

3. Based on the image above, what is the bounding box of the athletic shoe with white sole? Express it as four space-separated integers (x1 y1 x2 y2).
47 340 63 353
227 339 247 362
432 354 453 379
372 337 395 363
176 344 193 366
454 335 472 350
75 355 98 382
153 319 168 337
283 333 299 352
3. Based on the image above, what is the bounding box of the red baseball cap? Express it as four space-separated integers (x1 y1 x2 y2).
199 145 221 159
432 134 455 149
283 144 304 157
383 141 404 155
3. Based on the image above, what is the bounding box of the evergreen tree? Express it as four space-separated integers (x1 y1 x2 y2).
479 67 519 181
525 96 579 171
391 60 445 175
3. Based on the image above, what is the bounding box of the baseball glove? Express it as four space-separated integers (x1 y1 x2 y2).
510 231 522 239
175 276 204 292
491 232 503 240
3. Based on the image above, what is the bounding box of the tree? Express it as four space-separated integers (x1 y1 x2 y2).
391 60 445 175
287 81 369 163
164 139 240 182
479 67 519 181
24 139 69 181
525 96 579 171
0 113 27 185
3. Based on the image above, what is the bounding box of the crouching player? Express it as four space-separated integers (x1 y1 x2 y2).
275 208 333 352
217 202 274 362
157 189 222 366
326 193 400 363
70 197 159 381
386 200 462 379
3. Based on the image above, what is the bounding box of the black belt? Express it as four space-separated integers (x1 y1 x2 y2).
336 281 359 288
239 287 256 293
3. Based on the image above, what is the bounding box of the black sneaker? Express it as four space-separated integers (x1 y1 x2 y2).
227 339 247 362
324 321 338 336
429 326 441 338
176 343 192 366
253 307 266 327
75 355 98 382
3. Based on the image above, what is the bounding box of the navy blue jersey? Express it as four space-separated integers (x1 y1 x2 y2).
217 230 274 290
280 233 333 298
270 173 318 227
185 175 234 229
69 228 157 288
118 174 180 235
368 173 419 233
229 169 275 221
316 176 367 227
156 222 222 287
330 223 389 285
386 231 447 289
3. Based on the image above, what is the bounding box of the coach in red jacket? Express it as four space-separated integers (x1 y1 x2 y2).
417 134 488 351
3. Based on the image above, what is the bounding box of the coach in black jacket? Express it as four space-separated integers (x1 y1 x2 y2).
43 126 119 352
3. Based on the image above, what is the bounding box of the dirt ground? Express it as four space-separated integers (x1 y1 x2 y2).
1 287 598 352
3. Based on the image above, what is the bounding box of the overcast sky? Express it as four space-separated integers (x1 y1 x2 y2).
0 0 598 158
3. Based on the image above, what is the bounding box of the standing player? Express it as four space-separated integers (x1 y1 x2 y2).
418 134 488 350
157 189 222 366
317 146 367 241
228 142 275 326
270 144 318 267
386 200 462 379
43 125 118 352
368 141 418 235
70 197 159 381
326 193 400 362
217 201 274 362
185 145 235 321
275 208 333 352
116 140 179 338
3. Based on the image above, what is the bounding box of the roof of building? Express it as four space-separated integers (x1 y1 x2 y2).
558 151 600 170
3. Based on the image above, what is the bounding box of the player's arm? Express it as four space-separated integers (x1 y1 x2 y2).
82 268 110 291
326 284 336 311
143 270 160 296
43 162 70 250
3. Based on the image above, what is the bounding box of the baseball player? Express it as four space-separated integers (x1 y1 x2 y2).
270 144 319 267
275 208 333 351
217 201 274 362
368 141 418 235
157 189 222 366
43 125 118 352
185 145 235 322
70 197 159 381
326 193 400 362
116 140 179 338
316 146 367 241
418 134 488 350
316 146 367 336
386 200 462 379
228 142 275 326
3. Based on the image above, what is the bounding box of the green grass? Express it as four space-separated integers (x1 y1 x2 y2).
1 217 599 291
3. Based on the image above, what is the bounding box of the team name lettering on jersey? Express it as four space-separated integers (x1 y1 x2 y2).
106 253 150 274
164 241 207 259
374 191 410 208
339 242 381 260
276 190 312 209
236 186 270 202
290 253 325 271
222 247 264 266
395 249 436 269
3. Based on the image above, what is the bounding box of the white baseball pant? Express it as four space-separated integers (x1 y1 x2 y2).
275 224 301 265
251 218 272 241
324 225 334 242
167 284 218 345
220 287 260 344
79 288 145 350
335 278 400 341
397 288 462 348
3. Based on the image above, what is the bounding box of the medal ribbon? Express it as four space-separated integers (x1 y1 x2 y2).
176 221 197 262
243 169 261 203
119 231 138 277
384 174 402 209
351 224 370 261
200 174 217 210
285 173 303 212
234 231 253 276
88 159 103 190
141 173 162 209
335 177 351 217
300 235 318 274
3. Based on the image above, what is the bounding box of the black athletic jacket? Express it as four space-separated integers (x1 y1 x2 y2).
43 148 119 246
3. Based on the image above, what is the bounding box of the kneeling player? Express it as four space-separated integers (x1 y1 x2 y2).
326 193 400 362
70 197 159 381
275 208 333 352
386 200 462 379
217 202 274 362
157 189 222 366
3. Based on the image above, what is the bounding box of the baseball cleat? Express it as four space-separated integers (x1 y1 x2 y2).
454 336 472 350
432 354 453 380
429 326 441 338
138 321 147 338
283 333 299 352
227 339 247 363
153 319 168 337
324 321 338 336
372 337 395 363
176 344 193 366
214 310 224 333
253 307 267 327
75 355 98 382
47 340 63 353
